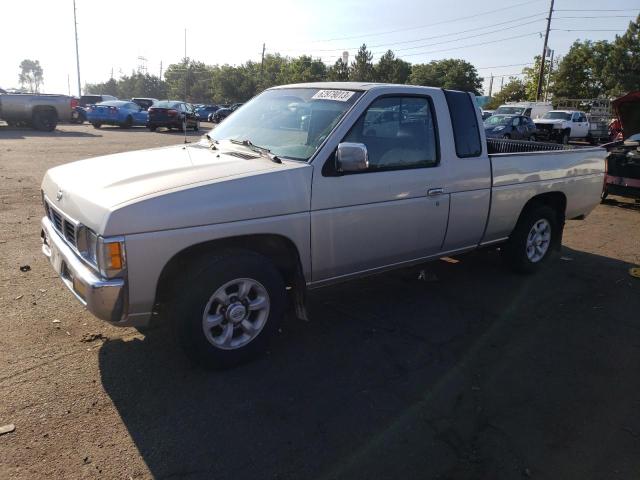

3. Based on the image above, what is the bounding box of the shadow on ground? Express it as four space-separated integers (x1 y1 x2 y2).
602 196 640 212
99 247 640 480
0 125 102 139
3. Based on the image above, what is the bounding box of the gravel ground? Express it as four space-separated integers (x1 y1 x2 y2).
0 123 639 479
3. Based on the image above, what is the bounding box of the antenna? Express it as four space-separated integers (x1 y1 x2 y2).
72 0 81 96
184 28 188 144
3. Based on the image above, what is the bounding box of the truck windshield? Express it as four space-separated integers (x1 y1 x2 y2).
542 112 571 120
495 106 525 115
209 88 362 161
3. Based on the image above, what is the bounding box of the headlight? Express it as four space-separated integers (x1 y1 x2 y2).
494 126 505 131
76 227 126 278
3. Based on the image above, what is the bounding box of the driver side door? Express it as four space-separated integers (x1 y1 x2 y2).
310 94 450 282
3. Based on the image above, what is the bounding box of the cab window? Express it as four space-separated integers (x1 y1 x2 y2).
341 96 438 171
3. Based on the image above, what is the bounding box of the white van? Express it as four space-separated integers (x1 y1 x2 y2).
494 101 553 119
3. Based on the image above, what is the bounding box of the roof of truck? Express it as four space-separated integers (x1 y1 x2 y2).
270 82 442 92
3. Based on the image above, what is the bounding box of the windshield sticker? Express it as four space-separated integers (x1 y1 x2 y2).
312 90 356 102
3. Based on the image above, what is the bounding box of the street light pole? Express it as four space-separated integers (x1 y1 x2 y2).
536 0 554 101
72 0 81 96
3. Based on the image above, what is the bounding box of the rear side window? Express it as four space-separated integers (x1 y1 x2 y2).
444 90 482 158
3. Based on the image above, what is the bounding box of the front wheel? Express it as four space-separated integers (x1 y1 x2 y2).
170 251 286 369
528 134 536 142
504 204 560 273
92 123 102 129
120 116 133 128
502 134 511 139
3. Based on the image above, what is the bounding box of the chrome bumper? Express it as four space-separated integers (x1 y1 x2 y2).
41 216 128 323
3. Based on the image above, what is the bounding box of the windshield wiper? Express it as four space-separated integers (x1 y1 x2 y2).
229 139 282 163
205 134 219 150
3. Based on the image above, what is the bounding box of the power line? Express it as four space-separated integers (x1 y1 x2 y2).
275 0 545 44
268 12 546 53
476 63 533 70
551 28 627 32
555 8 640 11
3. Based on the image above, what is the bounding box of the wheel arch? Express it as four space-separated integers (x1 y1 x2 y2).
513 191 567 248
32 105 58 120
154 233 308 319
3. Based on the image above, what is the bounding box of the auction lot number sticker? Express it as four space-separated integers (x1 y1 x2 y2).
312 90 356 101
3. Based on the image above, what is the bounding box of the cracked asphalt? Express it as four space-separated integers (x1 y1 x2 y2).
1 123 639 479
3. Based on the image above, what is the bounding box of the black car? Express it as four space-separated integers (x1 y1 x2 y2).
147 101 199 132
131 97 158 111
484 114 537 140
210 103 243 123
79 94 118 107
195 104 219 121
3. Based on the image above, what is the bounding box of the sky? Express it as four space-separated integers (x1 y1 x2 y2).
0 0 637 97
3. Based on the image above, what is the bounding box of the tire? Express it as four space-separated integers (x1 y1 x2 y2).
502 134 510 139
92 123 102 129
503 204 560 274
560 131 570 145
120 116 133 128
528 135 536 142
32 110 57 131
149 125 157 132
170 250 286 369
193 121 200 132
601 187 609 202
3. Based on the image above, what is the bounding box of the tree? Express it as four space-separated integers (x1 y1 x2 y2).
349 44 375 82
485 78 526 109
19 59 44 93
552 41 614 98
164 58 213 102
375 50 411 84
280 55 327 84
606 14 640 96
409 59 483 94
327 58 349 81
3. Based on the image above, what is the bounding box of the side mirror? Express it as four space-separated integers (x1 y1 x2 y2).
336 142 369 173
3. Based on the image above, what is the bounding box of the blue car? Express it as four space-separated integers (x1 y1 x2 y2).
86 100 148 129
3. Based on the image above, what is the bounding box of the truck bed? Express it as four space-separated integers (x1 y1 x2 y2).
484 139 607 243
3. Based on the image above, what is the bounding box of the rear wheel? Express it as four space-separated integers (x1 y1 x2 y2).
502 134 511 139
149 125 157 132
92 123 102 129
120 115 133 128
504 204 560 273
170 250 286 369
32 110 57 131
528 134 536 141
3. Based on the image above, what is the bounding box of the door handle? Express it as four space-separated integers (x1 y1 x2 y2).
427 188 444 197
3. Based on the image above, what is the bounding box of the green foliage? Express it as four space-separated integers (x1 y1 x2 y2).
409 59 483 94
606 14 640 96
18 59 44 93
485 79 527 109
327 58 349 81
552 41 615 98
349 44 375 82
375 50 411 84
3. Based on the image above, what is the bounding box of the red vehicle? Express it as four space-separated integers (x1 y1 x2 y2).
602 92 640 201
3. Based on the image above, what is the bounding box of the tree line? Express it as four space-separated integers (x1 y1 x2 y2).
84 44 483 104
79 13 638 106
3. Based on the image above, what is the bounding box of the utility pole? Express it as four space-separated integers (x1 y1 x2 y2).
544 49 554 102
72 0 81 96
536 0 554 100
260 43 266 89
500 76 504 91
488 74 494 98
110 67 113 79
159 61 163 80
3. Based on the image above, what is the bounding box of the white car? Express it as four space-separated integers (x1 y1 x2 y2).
494 101 553 119
534 110 591 144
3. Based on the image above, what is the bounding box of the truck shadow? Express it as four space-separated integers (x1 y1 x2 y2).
601 196 640 212
0 126 101 139
98 247 640 479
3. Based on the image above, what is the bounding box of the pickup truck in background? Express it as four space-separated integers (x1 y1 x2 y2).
534 110 591 144
0 92 75 131
40 82 606 368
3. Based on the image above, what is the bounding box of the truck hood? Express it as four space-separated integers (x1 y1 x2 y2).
613 91 640 139
41 142 312 235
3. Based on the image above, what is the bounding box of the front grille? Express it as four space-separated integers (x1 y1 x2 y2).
44 198 78 248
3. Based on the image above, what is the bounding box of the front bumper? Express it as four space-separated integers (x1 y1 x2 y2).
41 216 128 323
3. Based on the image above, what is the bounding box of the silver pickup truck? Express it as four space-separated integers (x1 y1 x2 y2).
0 92 74 130
40 82 606 368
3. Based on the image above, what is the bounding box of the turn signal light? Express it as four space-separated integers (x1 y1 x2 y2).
107 242 122 269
